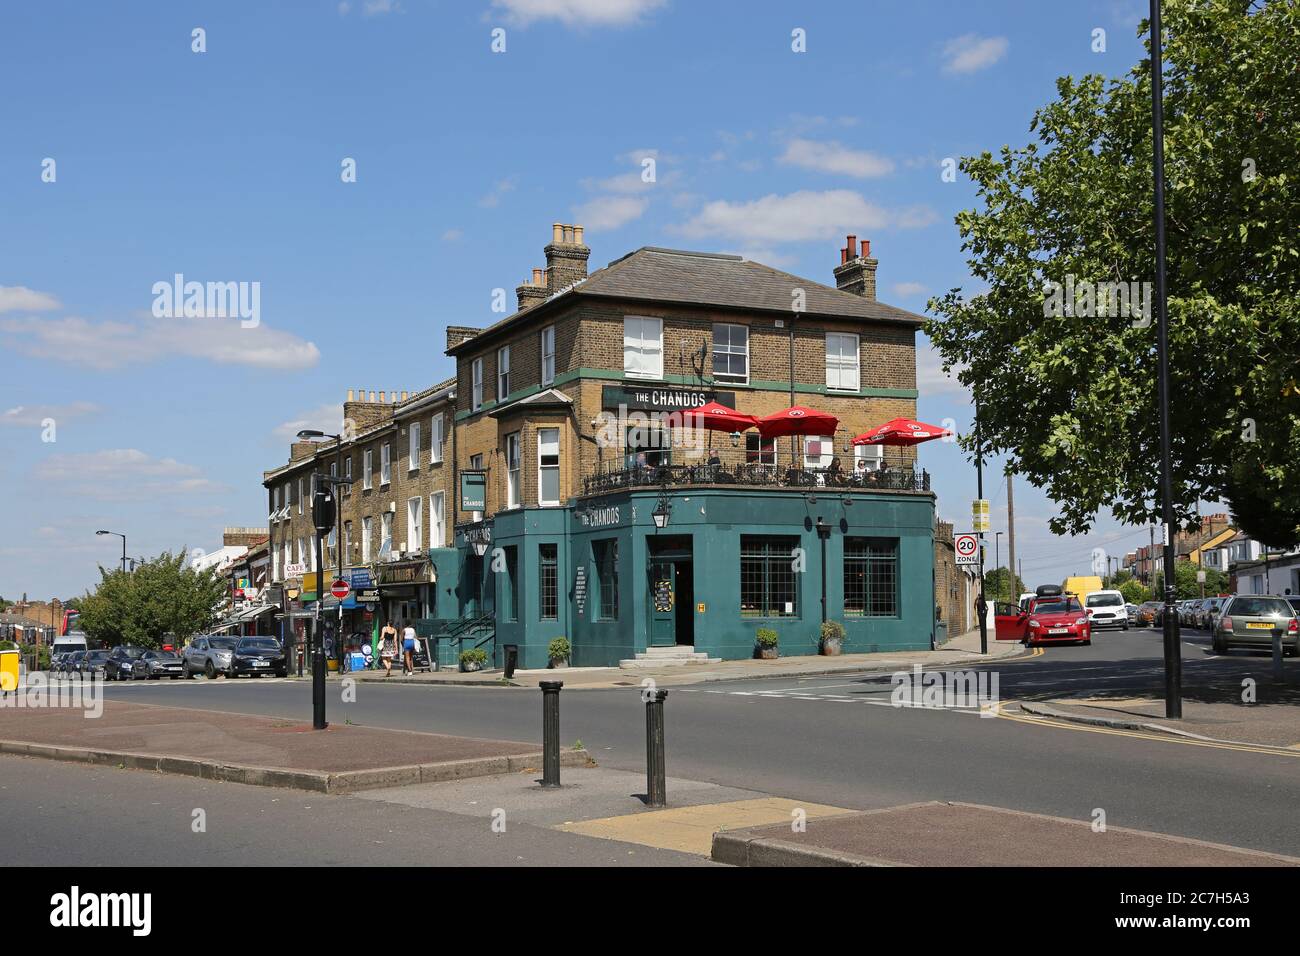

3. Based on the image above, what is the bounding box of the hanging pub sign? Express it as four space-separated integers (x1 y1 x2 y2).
602 385 735 414
460 471 487 511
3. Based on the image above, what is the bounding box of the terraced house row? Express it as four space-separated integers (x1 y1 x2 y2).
264 223 965 669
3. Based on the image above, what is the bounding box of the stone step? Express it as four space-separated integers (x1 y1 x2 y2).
639 646 708 658
618 655 723 669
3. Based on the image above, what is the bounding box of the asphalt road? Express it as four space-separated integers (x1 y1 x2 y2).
10 624 1300 861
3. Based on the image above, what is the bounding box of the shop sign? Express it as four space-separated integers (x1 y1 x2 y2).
354 589 381 604
460 471 487 511
602 385 735 414
458 521 493 548
349 568 374 590
578 504 622 529
376 559 432 586
574 565 587 617
285 562 307 577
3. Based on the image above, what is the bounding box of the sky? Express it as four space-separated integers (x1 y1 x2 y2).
0 0 1165 600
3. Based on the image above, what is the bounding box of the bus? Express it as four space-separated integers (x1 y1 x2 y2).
61 608 80 635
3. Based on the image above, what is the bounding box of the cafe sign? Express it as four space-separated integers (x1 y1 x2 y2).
602 385 735 414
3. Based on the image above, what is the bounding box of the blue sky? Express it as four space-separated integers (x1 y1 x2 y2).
0 0 1159 599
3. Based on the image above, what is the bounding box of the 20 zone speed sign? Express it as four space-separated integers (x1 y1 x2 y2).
954 533 980 566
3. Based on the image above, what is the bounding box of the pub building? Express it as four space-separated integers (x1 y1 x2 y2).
265 225 950 670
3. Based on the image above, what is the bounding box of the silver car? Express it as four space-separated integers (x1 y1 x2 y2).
182 635 239 679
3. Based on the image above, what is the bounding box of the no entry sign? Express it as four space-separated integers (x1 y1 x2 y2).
954 533 980 566
330 579 351 600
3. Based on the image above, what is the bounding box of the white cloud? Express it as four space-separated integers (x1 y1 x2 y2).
491 0 667 28
941 34 1009 75
272 404 346 443
34 449 226 501
0 314 319 371
573 195 648 231
891 282 928 298
478 176 518 208
675 189 935 243
0 285 60 313
778 139 894 178
1 402 101 427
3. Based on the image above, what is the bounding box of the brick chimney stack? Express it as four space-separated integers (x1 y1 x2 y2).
544 223 589 294
516 267 548 310
833 234 878 300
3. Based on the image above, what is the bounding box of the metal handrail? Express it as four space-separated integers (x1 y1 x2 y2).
581 460 929 495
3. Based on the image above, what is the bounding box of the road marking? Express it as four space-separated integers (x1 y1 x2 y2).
556 797 857 856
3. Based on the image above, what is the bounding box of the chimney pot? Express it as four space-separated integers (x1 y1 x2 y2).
862 239 871 258
846 235 857 258
533 268 544 286
347 388 355 402
379 391 386 402
574 225 584 244
552 222 563 243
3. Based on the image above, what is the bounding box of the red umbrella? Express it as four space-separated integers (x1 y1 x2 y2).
851 417 952 446
682 400 758 432
757 405 840 438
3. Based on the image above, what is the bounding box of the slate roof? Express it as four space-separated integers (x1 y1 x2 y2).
447 247 924 354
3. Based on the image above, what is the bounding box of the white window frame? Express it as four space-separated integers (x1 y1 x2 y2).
363 449 373 490
468 454 484 521
298 478 305 515
343 521 352 562
505 432 521 510
361 516 372 563
826 332 860 392
407 497 423 553
472 357 484 410
429 491 445 548
380 442 391 485
408 421 421 472
541 326 555 386
623 315 663 380
497 346 511 399
853 443 884 473
430 414 443 465
712 322 749 384
538 427 561 507
803 435 835 470
380 512 393 556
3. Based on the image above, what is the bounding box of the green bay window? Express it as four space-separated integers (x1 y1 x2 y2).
539 543 558 620
844 537 899 618
740 535 798 617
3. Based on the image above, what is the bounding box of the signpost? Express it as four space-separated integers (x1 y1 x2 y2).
954 533 980 566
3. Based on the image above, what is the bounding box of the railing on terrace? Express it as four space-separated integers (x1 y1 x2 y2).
581 459 930 496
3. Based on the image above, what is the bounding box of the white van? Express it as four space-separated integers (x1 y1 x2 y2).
1084 590 1128 630
53 631 89 655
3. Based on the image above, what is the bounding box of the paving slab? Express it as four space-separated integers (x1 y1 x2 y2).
0 699 591 793
712 801 1300 867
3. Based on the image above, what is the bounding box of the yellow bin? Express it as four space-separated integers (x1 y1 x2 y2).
0 649 20 693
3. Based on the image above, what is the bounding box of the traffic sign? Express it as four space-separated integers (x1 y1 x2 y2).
954 533 980 566
329 579 351 600
971 499 991 533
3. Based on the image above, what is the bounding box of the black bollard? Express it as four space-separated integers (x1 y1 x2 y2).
540 680 563 787
1273 631 1284 683
645 689 668 807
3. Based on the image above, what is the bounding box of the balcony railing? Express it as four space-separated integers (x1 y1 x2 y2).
581 459 930 496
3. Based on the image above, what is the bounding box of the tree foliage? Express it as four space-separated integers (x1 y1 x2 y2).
925 0 1300 538
75 551 226 648
1153 559 1230 599
984 567 1026 603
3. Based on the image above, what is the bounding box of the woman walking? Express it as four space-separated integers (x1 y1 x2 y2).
401 621 418 676
378 621 398 677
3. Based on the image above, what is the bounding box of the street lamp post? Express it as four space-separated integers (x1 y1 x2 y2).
298 429 348 731
1150 0 1182 719
995 532 1003 604
95 530 127 574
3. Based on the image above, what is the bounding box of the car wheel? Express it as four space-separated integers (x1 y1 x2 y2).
204 660 216 680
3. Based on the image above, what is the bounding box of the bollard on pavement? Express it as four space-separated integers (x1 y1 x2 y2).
645 689 668 807
540 680 563 788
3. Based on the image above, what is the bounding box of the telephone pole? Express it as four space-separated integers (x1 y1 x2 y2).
1006 470 1017 598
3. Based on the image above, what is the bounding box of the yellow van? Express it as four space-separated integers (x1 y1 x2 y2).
1062 576 1104 607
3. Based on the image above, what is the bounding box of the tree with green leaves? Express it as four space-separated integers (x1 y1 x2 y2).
75 551 226 648
1118 578 1151 604
984 567 1027 604
1153 560 1230 599
926 0 1299 545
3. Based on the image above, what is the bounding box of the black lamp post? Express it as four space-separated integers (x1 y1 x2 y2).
1149 0 1182 718
95 530 127 573
297 429 348 730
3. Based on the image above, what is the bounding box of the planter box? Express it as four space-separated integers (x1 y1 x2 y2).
820 639 843 656
756 646 779 660
548 659 569 669
460 661 483 673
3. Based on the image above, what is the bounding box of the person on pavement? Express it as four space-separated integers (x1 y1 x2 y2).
378 621 398 677
401 621 418 676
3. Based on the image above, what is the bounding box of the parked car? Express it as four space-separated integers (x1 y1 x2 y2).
1212 595 1300 656
104 645 148 681
182 635 239 679
1198 597 1228 630
133 649 184 680
79 649 111 679
1179 599 1199 626
229 636 288 678
1125 603 1140 625
59 650 86 676
995 586 1092 646
1084 589 1129 630
47 652 66 674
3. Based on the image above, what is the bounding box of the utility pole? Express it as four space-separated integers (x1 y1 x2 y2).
1150 0 1182 718
1006 470 1017 599
975 399 987 655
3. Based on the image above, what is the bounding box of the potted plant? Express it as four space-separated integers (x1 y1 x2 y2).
820 620 846 656
755 627 779 660
460 648 489 673
547 637 571 669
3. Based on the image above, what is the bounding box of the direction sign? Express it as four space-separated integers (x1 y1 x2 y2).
954 532 980 566
330 579 351 600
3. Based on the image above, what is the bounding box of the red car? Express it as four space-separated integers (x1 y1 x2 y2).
995 593 1092 646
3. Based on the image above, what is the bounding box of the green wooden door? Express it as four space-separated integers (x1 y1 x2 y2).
649 560 676 647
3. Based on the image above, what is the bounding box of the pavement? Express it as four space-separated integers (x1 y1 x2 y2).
0 698 591 793
1020 694 1300 749
711 801 1300 867
348 626 1024 689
